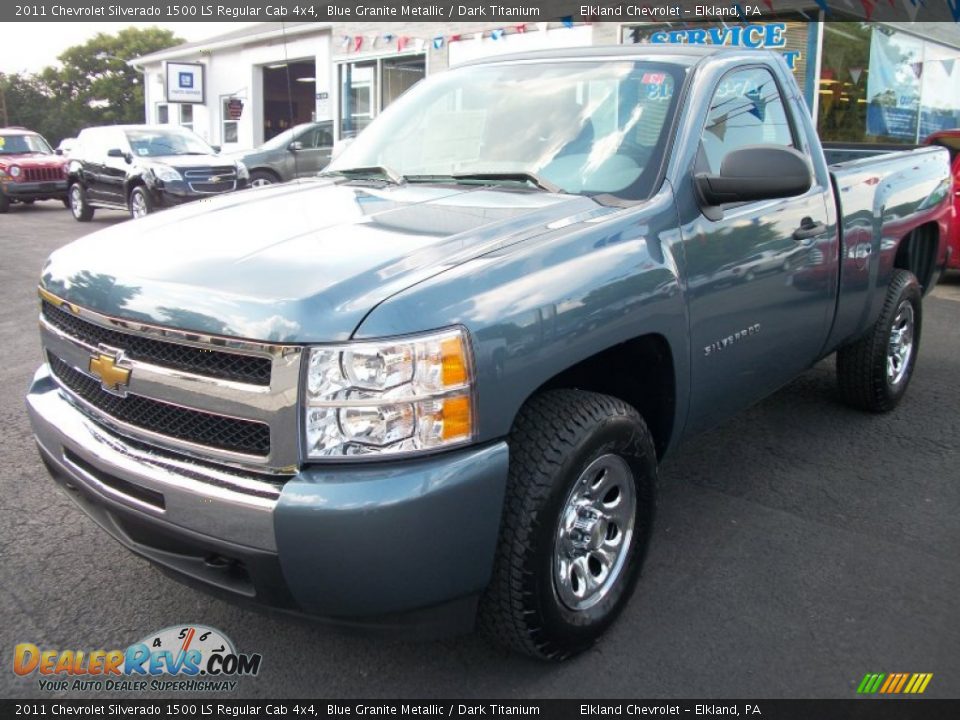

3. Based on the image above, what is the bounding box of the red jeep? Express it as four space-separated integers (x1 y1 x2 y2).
0 127 69 213
923 130 960 272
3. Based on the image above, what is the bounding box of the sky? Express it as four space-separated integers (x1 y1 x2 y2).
0 22 259 74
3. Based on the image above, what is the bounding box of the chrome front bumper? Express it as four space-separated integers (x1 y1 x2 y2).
26 364 281 552
28 362 511 627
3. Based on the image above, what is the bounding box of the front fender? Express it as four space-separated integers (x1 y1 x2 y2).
353 186 690 446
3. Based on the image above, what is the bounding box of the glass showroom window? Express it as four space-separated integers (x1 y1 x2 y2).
179 104 194 131
222 99 239 144
818 23 960 144
338 55 426 138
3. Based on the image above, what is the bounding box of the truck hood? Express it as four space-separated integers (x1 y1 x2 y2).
41 179 598 342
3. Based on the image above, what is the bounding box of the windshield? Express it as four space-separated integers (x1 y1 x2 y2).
0 133 53 155
124 128 214 157
329 60 684 199
260 124 312 151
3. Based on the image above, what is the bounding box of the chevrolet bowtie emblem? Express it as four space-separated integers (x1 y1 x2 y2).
209 175 221 183
89 350 131 396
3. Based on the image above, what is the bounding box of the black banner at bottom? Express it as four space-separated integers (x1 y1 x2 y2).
2 700 960 720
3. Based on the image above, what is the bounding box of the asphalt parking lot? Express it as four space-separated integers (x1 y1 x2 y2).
1 200 958 699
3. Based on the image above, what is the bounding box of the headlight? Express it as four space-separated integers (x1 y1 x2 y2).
304 327 475 459
9 165 21 178
153 166 181 182
236 160 249 181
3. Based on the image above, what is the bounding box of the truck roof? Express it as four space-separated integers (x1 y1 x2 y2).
460 44 766 68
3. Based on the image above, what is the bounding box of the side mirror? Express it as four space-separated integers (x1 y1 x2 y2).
695 145 812 219
211 145 221 154
107 148 124 158
55 148 63 156
288 141 304 152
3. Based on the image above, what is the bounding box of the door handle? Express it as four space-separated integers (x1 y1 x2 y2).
793 220 827 241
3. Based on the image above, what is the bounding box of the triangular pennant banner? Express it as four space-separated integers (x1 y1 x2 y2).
901 0 921 21
849 66 863 84
942 58 956 75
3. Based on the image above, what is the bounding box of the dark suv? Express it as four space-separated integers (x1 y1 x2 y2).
66 125 248 221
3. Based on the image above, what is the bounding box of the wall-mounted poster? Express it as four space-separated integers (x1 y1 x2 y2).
165 62 205 104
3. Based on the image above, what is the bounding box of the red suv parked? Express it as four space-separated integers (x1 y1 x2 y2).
0 127 68 213
924 130 960 272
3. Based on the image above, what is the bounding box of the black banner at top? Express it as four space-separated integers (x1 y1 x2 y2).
3 0 960 24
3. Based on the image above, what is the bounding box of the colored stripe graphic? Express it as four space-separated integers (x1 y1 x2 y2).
857 672 933 694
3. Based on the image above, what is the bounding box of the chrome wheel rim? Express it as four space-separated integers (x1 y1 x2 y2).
250 177 273 187
131 192 148 218
554 454 636 611
887 300 915 386
70 187 82 217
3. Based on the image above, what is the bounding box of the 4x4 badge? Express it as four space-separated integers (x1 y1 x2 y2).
89 347 131 396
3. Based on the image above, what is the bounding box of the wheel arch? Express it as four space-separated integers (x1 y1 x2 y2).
894 221 940 294
249 167 282 183
520 333 677 460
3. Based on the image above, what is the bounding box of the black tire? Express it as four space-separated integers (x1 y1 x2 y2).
479 389 657 660
69 183 94 222
837 269 922 413
128 186 153 219
0 192 8 214
249 170 279 188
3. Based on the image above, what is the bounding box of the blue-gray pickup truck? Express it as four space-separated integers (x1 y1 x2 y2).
27 46 954 659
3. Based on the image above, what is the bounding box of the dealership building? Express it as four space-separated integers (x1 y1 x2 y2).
134 13 960 152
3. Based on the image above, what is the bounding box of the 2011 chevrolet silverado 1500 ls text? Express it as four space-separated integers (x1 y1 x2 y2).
26 47 953 660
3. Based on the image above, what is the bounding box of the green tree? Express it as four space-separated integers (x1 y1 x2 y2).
2 27 182 145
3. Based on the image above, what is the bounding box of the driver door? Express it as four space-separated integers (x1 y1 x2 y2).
681 66 838 433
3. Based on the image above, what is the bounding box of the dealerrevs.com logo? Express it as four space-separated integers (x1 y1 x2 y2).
13 625 262 693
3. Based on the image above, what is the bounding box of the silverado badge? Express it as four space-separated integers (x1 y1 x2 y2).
89 348 131 396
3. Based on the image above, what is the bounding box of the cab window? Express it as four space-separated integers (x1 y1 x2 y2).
700 67 795 174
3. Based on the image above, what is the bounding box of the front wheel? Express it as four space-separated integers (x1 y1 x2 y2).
69 183 93 221
129 186 153 219
249 170 278 188
837 269 922 412
479 389 657 660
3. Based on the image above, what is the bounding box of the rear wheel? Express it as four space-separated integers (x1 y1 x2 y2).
129 186 152 219
837 269 922 412
479 389 657 660
69 183 93 221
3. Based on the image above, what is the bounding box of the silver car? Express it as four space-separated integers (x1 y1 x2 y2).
233 121 333 187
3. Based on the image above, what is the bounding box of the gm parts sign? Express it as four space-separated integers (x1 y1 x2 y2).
629 23 802 72
166 62 205 103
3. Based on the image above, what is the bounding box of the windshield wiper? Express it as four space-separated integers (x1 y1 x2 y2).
320 165 405 185
450 171 564 194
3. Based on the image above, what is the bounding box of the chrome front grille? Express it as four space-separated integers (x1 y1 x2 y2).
42 301 271 385
38 291 303 472
184 167 237 194
48 354 271 455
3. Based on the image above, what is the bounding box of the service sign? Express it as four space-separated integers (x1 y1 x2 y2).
165 62 205 104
